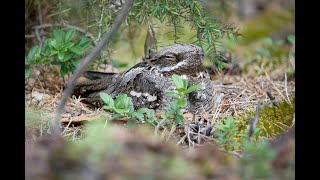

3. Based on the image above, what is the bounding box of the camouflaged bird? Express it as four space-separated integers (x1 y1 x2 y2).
73 44 218 114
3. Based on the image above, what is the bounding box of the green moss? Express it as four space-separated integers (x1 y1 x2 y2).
235 96 295 139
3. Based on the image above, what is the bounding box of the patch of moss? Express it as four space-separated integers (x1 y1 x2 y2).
235 96 295 139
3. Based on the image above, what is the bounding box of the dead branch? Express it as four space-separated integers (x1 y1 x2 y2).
51 0 134 136
248 98 278 140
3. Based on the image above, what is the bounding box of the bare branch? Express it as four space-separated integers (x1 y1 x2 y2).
51 0 134 136
248 99 278 140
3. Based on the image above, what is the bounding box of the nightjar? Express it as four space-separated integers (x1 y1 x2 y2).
73 44 219 114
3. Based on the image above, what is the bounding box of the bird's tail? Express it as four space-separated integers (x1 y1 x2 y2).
72 71 119 101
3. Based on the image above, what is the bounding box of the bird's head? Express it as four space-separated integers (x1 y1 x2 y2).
154 44 205 73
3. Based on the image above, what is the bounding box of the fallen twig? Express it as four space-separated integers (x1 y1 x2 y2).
248 98 278 140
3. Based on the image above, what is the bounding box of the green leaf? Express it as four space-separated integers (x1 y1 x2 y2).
174 114 184 125
225 116 235 127
182 79 188 89
102 105 113 110
25 66 31 79
124 96 133 109
65 29 76 42
100 92 114 107
114 108 130 114
134 111 144 121
185 84 203 94
177 99 187 107
71 59 81 68
47 39 59 49
62 42 75 49
287 35 295 44
60 64 70 77
79 37 91 48
115 94 128 109
69 46 83 55
171 74 184 89
63 53 73 61
137 108 148 114
49 49 59 56
57 52 65 61
53 29 65 44
27 46 40 62
145 109 155 118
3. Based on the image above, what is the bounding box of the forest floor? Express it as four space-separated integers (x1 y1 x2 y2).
25 48 295 179
25 1 295 179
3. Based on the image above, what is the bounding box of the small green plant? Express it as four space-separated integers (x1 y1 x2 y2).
100 93 157 128
213 116 245 151
25 28 92 79
99 74 203 127
163 74 203 125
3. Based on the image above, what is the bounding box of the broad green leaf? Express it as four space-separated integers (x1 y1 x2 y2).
134 112 144 121
177 99 187 107
61 42 75 49
69 46 83 55
71 59 81 68
27 46 40 61
60 64 70 77
65 29 76 42
185 84 203 94
49 49 59 56
53 29 65 44
287 35 295 44
79 37 92 48
124 96 133 109
63 53 73 62
114 108 130 114
137 108 148 114
25 58 30 65
25 66 31 79
57 52 65 61
48 39 59 49
145 109 155 118
102 105 113 110
171 74 184 89
182 79 188 89
100 92 114 107
115 94 128 109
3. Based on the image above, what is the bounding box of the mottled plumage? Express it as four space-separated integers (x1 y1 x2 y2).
73 44 219 114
